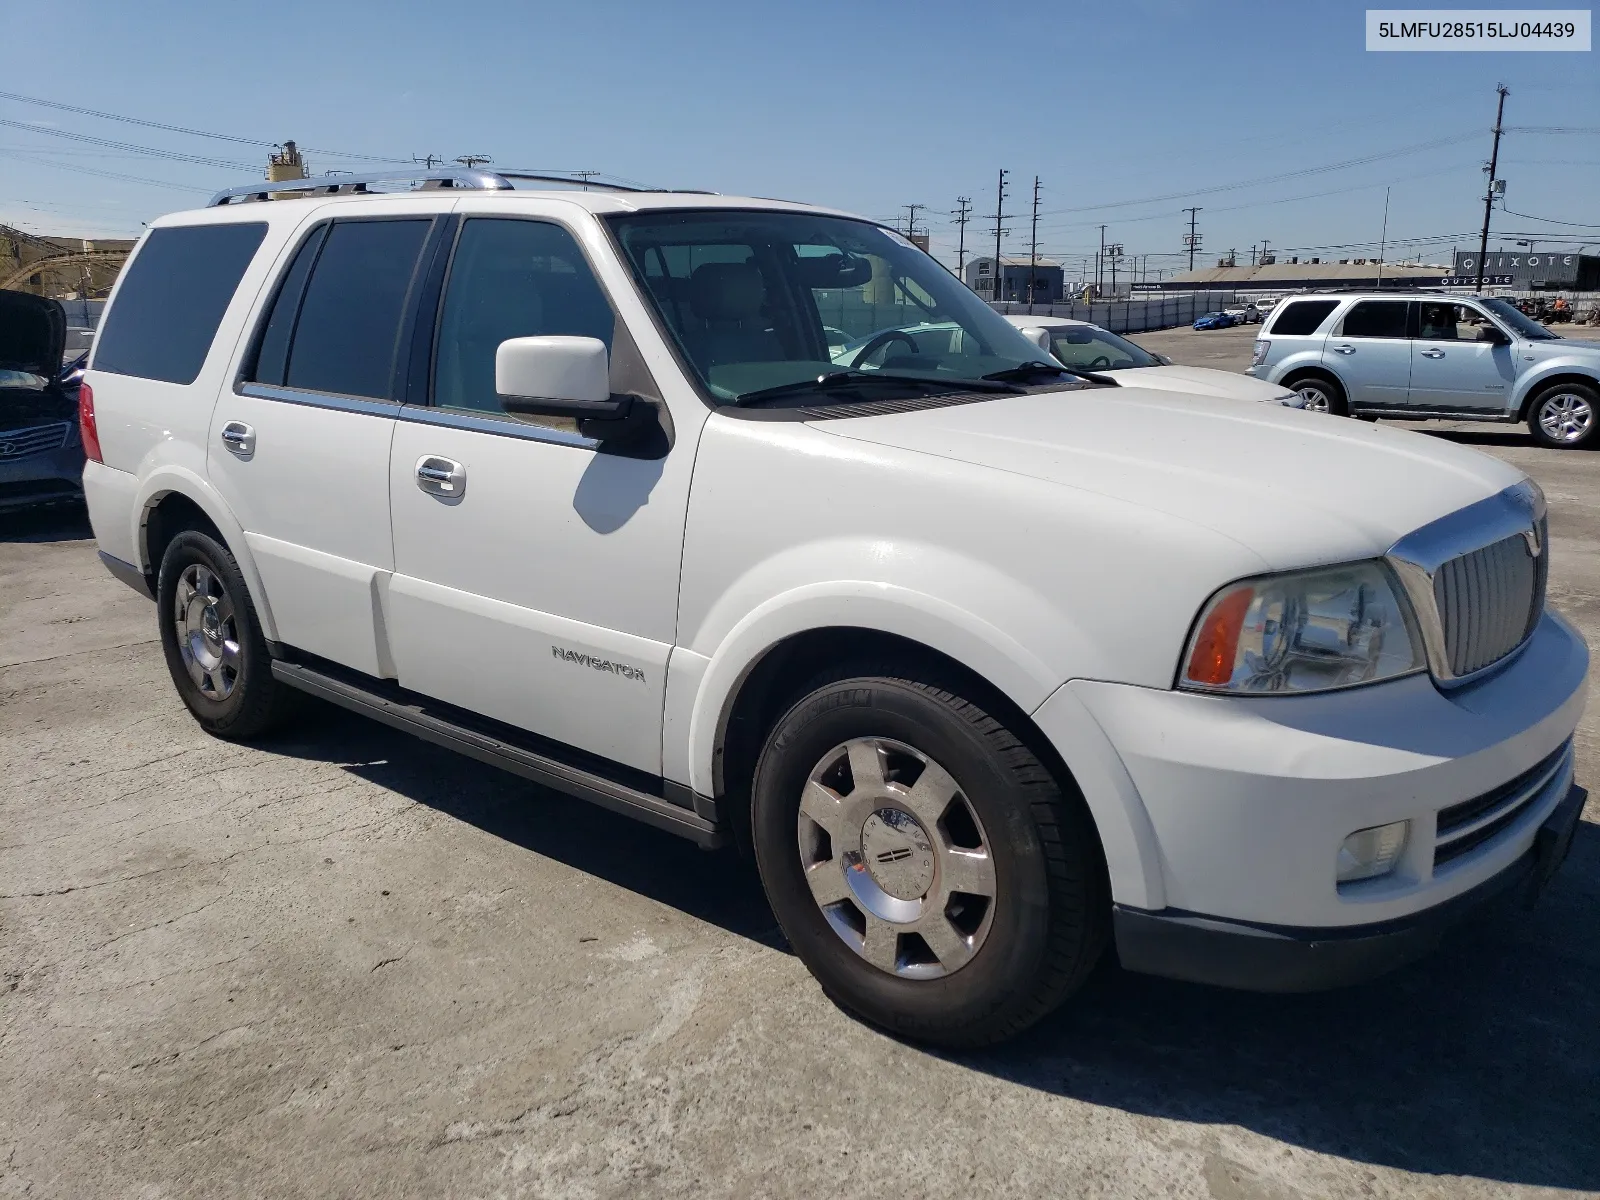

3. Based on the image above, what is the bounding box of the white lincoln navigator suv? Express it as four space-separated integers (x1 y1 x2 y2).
80 169 1589 1047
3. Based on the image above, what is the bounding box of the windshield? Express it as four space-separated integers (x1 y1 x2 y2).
1480 297 1560 341
1042 325 1161 371
606 210 1053 404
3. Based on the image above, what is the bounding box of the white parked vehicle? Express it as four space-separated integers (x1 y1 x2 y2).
81 169 1588 1047
1003 315 1301 404
1224 302 1260 325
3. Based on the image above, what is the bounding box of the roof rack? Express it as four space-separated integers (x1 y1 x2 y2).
206 167 670 207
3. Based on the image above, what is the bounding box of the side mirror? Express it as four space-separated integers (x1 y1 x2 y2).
496 336 632 421
1478 326 1510 345
1155 354 1173 365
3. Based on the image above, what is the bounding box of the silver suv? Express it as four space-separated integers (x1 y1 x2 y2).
1246 292 1600 448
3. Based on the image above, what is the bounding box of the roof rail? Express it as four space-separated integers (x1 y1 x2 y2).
208 167 513 207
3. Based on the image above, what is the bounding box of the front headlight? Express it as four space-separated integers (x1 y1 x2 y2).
1179 561 1424 694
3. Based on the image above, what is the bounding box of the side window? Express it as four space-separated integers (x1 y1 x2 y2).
1418 301 1498 342
1265 299 1338 336
248 224 329 386
93 222 267 384
433 218 615 416
1339 300 1409 339
281 219 432 400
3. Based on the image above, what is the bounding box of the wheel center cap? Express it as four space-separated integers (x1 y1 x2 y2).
860 808 935 900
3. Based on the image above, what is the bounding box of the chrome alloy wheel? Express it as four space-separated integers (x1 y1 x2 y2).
1538 391 1594 444
797 737 996 979
1296 382 1332 412
174 563 241 701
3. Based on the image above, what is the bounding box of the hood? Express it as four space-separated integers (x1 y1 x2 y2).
0 291 66 378
816 386 1525 570
1112 363 1294 403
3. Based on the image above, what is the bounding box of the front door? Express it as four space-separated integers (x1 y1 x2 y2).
1407 300 1518 412
1326 299 1412 410
385 211 691 774
208 204 443 677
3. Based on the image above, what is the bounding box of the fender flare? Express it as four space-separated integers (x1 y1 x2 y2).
132 465 279 642
685 582 1063 802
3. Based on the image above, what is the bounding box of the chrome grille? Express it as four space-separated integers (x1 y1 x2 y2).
1431 520 1546 677
0 422 72 459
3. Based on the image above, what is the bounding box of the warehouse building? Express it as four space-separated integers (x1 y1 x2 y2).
1447 249 1600 291
965 255 1065 303
1142 258 1453 293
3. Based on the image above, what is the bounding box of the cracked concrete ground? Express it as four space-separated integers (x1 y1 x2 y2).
3 341 1599 1198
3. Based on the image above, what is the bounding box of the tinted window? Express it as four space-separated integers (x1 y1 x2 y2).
1266 299 1338 336
1341 300 1409 339
94 222 267 384
285 219 430 400
249 224 328 386
433 218 614 415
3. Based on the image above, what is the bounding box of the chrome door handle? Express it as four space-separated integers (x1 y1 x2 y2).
1421 348 1446 358
1333 344 1356 354
220 421 255 456
415 455 466 498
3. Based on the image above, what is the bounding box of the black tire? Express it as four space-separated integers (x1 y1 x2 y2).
156 529 298 739
750 662 1108 1048
1527 381 1600 449
1284 373 1348 417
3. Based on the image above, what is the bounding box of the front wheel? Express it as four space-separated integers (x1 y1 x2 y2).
1528 382 1600 449
750 665 1108 1048
157 530 298 739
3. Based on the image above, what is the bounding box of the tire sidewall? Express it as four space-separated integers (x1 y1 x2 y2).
1289 375 1347 417
752 676 1054 1032
156 531 264 732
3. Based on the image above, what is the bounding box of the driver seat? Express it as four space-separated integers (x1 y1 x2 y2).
688 262 784 366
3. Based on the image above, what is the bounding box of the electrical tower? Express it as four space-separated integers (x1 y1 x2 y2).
951 197 973 276
1475 84 1510 293
1183 207 1203 271
455 154 493 169
984 170 1009 302
412 154 443 168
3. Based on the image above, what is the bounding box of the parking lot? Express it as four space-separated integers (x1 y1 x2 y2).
3 331 1599 1199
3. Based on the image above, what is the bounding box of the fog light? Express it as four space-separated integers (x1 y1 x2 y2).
1337 821 1408 883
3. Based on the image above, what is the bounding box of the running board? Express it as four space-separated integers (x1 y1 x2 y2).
1353 407 1514 423
270 661 725 849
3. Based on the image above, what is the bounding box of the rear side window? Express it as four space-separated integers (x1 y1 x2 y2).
1340 300 1409 339
94 222 267 384
277 219 431 400
1266 299 1338 336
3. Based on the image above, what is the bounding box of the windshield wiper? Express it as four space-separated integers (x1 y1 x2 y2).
731 370 1021 407
982 361 1117 387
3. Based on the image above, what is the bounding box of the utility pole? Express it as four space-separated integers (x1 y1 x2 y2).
1027 176 1041 310
986 169 1009 302
455 154 493 169
1260 239 1271 263
901 203 924 240
1183 207 1202 271
1249 243 1258 267
1097 224 1107 296
951 197 973 277
412 153 443 169
1376 186 1391 289
1475 84 1510 294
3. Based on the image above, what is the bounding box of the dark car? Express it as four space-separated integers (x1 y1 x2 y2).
0 291 86 513
1192 311 1236 330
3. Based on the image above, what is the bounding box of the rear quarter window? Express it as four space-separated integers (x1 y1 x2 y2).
93 222 267 385
1266 299 1339 337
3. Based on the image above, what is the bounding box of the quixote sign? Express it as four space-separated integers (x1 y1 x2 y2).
1452 251 1581 285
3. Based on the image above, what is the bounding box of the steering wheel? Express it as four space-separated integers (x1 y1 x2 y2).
850 329 920 369
1086 355 1112 369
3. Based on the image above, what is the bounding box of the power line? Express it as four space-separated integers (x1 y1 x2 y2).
0 149 213 193
0 118 258 171
0 88 403 162
1498 205 1600 229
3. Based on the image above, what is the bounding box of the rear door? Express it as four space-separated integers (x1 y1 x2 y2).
1326 299 1412 410
208 200 447 677
1406 300 1518 412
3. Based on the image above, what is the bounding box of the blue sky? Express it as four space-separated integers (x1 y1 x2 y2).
3 0 1595 278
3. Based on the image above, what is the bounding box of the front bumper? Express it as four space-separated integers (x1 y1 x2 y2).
1032 609 1589 986
1113 783 1586 991
0 440 85 513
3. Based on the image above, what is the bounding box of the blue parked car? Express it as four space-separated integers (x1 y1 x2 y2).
1193 311 1236 330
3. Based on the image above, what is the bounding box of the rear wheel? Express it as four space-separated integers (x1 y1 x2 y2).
750 663 1108 1047
1286 373 1348 417
1528 382 1599 449
156 530 298 739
